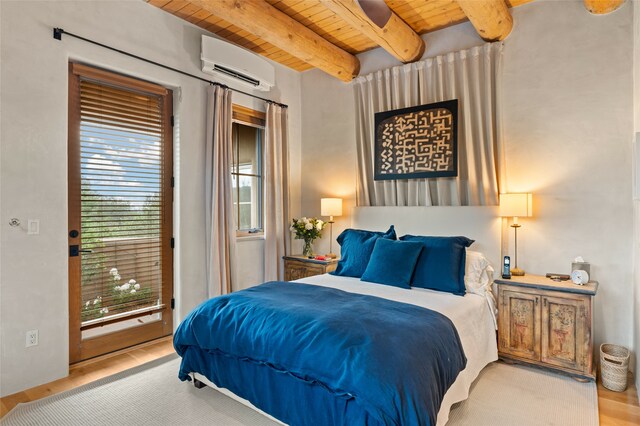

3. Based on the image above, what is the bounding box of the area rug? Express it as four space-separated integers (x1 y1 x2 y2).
446 361 598 425
2 355 598 425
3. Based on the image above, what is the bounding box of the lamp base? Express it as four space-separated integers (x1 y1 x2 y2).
511 268 525 276
325 253 337 259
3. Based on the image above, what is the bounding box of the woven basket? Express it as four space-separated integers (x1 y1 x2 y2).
600 343 629 392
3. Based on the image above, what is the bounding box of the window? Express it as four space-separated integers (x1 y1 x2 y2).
231 105 265 236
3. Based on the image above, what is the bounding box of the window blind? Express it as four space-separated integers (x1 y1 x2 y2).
78 78 168 326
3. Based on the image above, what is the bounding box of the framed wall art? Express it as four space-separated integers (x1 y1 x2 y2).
374 99 458 181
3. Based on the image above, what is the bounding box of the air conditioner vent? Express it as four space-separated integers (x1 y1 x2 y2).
213 64 260 87
201 35 275 92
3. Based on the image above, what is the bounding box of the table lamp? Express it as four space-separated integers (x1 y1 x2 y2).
321 198 342 259
499 193 533 276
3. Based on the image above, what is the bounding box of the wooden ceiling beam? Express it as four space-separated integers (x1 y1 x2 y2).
322 0 425 63
455 0 513 41
583 0 626 14
190 0 360 82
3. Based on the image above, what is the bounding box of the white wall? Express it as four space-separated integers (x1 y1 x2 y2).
0 0 301 396
301 0 635 356
633 0 640 394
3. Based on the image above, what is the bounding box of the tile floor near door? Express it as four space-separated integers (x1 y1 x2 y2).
1 336 639 425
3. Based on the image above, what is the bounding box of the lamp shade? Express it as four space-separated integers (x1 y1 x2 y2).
499 193 533 218
321 198 343 217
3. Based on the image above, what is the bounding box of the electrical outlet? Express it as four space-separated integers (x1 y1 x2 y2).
26 329 38 347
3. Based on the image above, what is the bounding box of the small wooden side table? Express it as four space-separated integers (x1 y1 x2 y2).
283 255 338 281
494 274 598 381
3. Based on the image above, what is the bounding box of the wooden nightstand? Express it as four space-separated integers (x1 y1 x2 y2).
283 255 338 281
494 274 598 381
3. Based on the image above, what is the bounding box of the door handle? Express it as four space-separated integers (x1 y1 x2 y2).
70 246 93 257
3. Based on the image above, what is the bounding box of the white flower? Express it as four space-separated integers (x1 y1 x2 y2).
316 222 323 231
121 283 131 291
305 222 313 230
114 274 121 281
290 226 295 232
130 289 136 294
93 298 99 305
134 283 140 290
109 268 118 276
99 307 109 314
114 286 121 291
301 217 308 223
128 279 136 285
85 301 90 307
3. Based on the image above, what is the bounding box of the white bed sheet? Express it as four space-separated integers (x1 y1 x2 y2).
193 274 498 426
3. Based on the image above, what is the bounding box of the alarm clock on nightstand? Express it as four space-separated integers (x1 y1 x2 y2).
571 270 589 285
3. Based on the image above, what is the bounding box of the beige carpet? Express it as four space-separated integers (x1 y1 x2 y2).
2 355 598 426
446 362 598 425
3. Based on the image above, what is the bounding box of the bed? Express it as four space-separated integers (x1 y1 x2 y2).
175 206 501 426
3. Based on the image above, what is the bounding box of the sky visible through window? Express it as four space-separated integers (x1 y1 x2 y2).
80 122 161 206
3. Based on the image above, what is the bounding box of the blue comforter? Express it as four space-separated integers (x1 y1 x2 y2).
174 282 466 426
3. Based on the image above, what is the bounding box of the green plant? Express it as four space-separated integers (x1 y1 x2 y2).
81 296 109 322
109 268 154 312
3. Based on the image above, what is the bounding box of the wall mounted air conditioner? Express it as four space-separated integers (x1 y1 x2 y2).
201 35 275 92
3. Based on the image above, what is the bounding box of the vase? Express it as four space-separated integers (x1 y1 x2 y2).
302 239 314 257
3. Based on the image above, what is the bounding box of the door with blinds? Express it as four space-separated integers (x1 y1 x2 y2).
68 63 173 363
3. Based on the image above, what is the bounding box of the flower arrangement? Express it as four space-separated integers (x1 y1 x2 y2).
290 217 326 257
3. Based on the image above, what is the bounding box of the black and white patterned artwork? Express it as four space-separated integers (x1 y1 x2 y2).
374 100 458 181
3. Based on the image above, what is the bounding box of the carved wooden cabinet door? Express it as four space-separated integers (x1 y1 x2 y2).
499 288 541 361
284 260 334 281
495 276 597 380
541 295 590 373
285 264 319 281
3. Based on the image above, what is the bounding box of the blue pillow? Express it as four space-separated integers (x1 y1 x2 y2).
361 238 424 289
331 225 397 278
399 235 474 296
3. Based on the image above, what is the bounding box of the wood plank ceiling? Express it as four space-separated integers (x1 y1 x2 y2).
148 0 533 77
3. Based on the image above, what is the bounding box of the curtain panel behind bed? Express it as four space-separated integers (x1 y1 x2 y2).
354 43 504 207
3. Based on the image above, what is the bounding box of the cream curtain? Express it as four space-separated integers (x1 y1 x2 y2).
263 103 290 281
205 85 237 297
354 43 504 206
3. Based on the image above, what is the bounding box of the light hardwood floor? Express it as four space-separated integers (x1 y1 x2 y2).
0 336 175 418
1 336 639 424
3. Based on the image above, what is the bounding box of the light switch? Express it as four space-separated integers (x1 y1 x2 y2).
27 220 39 235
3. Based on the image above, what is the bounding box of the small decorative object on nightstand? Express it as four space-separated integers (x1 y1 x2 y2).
283 255 338 281
495 274 598 381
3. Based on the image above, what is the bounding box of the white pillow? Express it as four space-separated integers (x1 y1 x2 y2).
465 250 493 295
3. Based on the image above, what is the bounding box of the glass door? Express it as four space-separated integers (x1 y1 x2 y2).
68 63 173 363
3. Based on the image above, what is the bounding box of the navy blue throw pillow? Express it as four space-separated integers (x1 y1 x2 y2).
331 225 397 278
361 238 424 289
399 235 474 296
